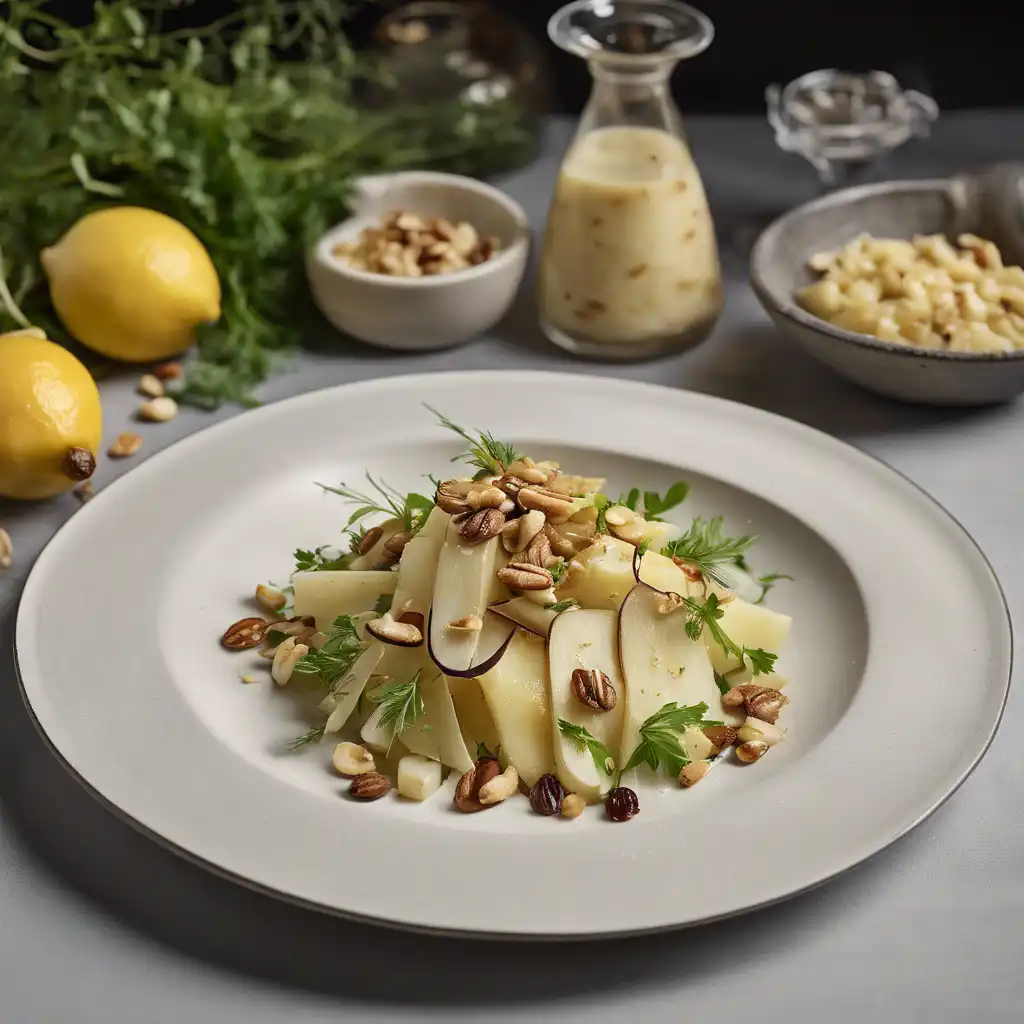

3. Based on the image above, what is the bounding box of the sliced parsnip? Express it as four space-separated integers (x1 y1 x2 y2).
489 596 562 638
428 520 505 674
390 506 449 616
617 584 725 768
293 570 397 626
547 609 624 799
477 630 555 786
704 599 792 675
398 669 475 774
560 536 695 611
446 674 501 757
325 643 386 733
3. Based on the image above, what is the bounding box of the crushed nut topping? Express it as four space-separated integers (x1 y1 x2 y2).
108 431 143 459
331 209 501 278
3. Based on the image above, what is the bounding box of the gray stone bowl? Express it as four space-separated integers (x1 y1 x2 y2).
749 164 1024 405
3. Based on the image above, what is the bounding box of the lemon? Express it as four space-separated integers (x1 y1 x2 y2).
0 328 103 500
41 206 221 363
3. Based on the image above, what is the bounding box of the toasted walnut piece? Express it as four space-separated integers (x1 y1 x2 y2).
656 592 684 615
723 684 787 724
108 432 143 459
0 528 11 570
459 508 505 544
383 530 412 559
497 562 553 591
154 361 183 381
454 757 502 812
349 773 392 800
702 725 738 754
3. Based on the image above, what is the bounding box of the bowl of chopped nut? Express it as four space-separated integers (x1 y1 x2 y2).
750 166 1024 405
307 171 530 351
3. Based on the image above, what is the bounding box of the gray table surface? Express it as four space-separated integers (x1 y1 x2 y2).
2 114 1023 1023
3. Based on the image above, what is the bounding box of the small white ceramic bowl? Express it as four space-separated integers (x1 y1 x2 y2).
307 171 530 351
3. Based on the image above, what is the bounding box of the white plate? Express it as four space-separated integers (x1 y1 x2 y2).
15 372 1011 938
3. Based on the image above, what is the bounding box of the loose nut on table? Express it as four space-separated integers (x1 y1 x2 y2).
0 527 12 570
108 431 143 459
137 396 178 422
137 373 165 399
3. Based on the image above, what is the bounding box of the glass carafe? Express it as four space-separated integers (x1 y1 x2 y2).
538 0 722 360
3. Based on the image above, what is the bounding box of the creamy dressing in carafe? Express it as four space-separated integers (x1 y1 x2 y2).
539 126 722 351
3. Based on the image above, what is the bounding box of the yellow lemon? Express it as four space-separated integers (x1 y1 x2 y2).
41 206 221 363
0 328 103 500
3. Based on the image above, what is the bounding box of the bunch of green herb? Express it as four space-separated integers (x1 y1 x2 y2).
371 671 424 746
427 405 521 478
292 614 365 691
662 516 758 586
682 594 777 676
592 481 689 532
0 1 531 407
317 474 434 537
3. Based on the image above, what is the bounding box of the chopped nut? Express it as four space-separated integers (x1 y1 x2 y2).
349 772 392 800
736 739 769 763
435 478 476 515
560 793 586 819
723 684 787 724
679 760 711 787
271 636 308 685
446 615 483 632
655 592 684 615
702 724 738 753
467 485 509 510
255 584 287 613
137 373 165 398
138 396 178 422
543 524 576 559
521 530 558 569
332 742 377 777
221 616 268 650
517 486 574 524
454 757 502 812
382 530 412 559
108 431 143 458
478 765 519 806
497 562 553 591
501 509 546 553
240 673 259 684
604 505 636 527
571 668 617 711
0 527 11 569
721 686 747 708
505 458 551 485
367 612 423 647
496 474 527 498
458 507 505 544
353 525 383 555
154 361 183 381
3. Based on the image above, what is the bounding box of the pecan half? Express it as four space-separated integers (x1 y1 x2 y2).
348 772 392 800
543 524 576 559
221 617 269 650
571 668 617 711
382 530 412 559
722 684 787 724
459 508 505 544
353 525 383 555
435 479 475 515
497 562 553 591
454 757 503 813
522 530 559 568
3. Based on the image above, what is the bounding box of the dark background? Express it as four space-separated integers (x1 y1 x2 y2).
52 1 1024 113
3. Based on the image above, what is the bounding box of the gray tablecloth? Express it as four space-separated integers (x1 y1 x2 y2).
2 114 1022 1024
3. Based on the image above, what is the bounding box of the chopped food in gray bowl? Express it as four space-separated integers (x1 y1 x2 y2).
749 164 1024 405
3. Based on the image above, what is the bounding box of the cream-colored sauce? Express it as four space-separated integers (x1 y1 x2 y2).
539 126 723 346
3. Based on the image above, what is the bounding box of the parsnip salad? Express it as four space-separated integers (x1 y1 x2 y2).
220 411 794 822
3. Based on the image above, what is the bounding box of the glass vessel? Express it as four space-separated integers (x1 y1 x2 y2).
538 0 722 361
767 69 939 190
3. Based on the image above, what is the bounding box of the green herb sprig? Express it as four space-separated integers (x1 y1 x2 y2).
292 614 364 691
0 1 532 408
755 572 794 604
371 671 424 740
288 724 326 751
317 474 434 537
557 719 616 776
293 546 352 574
545 598 578 613
622 702 723 776
682 594 777 676
662 516 758 586
427 406 520 477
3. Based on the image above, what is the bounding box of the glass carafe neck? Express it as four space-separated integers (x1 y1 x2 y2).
583 59 682 135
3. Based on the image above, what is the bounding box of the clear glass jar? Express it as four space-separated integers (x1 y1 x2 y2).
538 0 722 360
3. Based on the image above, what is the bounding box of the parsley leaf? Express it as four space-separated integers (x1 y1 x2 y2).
617 487 641 510
592 493 611 533
622 702 723 776
373 593 394 616
682 595 778 676
662 516 758 586
371 671 425 739
548 560 569 586
713 670 732 696
293 546 351 574
545 598 579 613
476 741 499 761
292 615 364 691
756 572 794 604
558 720 616 775
426 405 520 476
642 481 690 520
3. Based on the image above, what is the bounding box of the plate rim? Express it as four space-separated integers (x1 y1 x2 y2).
13 370 1014 939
